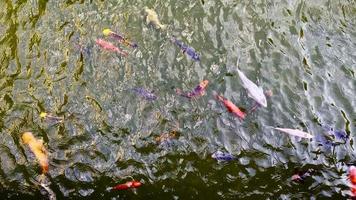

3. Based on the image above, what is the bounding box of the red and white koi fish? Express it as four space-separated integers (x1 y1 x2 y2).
274 127 313 139
176 80 208 99
237 68 267 107
215 94 246 120
95 39 128 56
111 180 142 190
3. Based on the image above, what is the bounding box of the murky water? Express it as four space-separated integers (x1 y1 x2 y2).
0 0 355 199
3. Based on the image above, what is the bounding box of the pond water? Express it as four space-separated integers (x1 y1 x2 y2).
0 0 355 199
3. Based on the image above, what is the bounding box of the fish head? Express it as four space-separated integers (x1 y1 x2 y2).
259 96 267 107
22 132 35 144
102 29 112 36
200 80 209 88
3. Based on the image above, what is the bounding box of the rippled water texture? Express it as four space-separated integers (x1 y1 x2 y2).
0 0 355 199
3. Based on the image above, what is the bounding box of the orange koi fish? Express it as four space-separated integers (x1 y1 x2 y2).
95 39 128 56
22 132 49 174
215 94 246 120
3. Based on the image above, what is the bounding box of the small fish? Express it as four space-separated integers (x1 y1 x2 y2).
144 7 166 30
211 151 235 161
22 132 49 174
103 29 138 48
111 180 142 190
95 39 128 56
237 68 267 107
215 94 246 120
323 125 348 141
40 112 63 123
155 131 177 144
291 169 314 182
274 127 313 139
176 80 208 99
315 134 335 148
131 88 157 101
349 166 356 197
171 36 200 61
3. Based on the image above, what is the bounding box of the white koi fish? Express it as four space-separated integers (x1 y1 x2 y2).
274 127 313 139
144 7 166 30
237 68 267 107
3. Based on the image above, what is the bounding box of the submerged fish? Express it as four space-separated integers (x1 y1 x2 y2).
211 151 235 161
131 87 157 101
22 132 49 174
171 36 200 61
103 29 138 48
40 112 63 123
323 125 348 141
215 94 246 120
274 127 313 139
111 180 142 190
155 131 177 144
176 80 208 99
237 68 267 107
95 39 128 56
144 7 166 30
350 166 356 198
291 169 314 182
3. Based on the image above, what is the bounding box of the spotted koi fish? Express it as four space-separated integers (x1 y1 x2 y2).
171 36 200 61
103 29 138 48
95 39 128 56
176 80 208 99
215 94 246 120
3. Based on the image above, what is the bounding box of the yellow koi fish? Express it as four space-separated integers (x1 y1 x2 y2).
144 7 166 30
22 132 49 174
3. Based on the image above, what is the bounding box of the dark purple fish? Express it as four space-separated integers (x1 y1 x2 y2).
315 134 335 149
323 125 348 141
131 88 157 101
211 151 235 161
171 36 200 61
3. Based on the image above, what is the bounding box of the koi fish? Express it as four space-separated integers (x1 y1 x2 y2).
176 80 208 99
291 169 314 182
274 127 313 139
111 180 142 190
40 112 63 123
144 7 166 30
131 87 157 101
22 132 49 174
95 39 128 56
349 166 356 197
237 68 267 107
323 125 348 141
155 131 177 144
211 151 235 161
171 36 200 61
102 29 138 48
215 94 246 120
